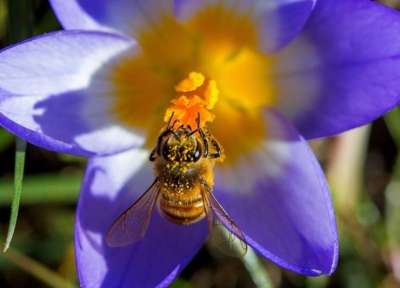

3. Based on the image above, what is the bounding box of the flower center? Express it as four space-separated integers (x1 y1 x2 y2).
108 4 277 164
164 72 219 129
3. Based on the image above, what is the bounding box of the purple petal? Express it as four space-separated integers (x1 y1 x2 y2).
273 0 400 139
174 0 316 52
50 0 173 36
76 149 208 288
0 31 143 156
215 109 338 276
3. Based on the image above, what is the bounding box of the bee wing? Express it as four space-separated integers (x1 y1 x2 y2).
201 183 248 255
106 179 160 247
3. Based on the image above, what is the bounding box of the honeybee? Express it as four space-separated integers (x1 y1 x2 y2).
106 115 246 250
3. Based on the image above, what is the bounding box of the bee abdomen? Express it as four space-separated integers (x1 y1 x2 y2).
158 191 206 225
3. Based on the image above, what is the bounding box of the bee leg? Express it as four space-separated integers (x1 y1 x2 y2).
208 137 222 159
200 182 215 233
149 149 157 161
199 128 209 157
156 130 169 155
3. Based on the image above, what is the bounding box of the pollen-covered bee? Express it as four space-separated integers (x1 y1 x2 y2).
106 115 246 249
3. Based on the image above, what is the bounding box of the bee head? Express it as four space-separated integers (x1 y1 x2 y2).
161 128 203 163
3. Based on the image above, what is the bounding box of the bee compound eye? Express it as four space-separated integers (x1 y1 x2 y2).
162 143 174 161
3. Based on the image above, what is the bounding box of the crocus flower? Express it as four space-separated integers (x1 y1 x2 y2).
0 0 399 287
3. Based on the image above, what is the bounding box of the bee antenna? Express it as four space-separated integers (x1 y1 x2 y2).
196 113 201 129
167 112 175 129
171 119 179 129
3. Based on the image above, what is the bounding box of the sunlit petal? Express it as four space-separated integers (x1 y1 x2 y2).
215 109 338 275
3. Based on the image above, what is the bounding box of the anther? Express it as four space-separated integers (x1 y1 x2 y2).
164 72 220 129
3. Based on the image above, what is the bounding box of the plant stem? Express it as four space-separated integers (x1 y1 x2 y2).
219 227 274 288
2 248 76 288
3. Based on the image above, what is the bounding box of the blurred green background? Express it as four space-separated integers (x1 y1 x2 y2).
1 0 400 287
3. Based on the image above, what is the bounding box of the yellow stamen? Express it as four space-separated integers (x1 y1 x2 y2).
165 72 219 128
175 72 205 93
204 80 219 110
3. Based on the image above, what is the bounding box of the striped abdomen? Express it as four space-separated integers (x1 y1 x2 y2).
158 186 206 225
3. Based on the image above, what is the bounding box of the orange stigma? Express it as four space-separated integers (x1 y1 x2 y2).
164 72 219 129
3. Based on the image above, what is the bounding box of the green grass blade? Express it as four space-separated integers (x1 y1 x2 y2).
3 0 32 253
3 139 27 252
